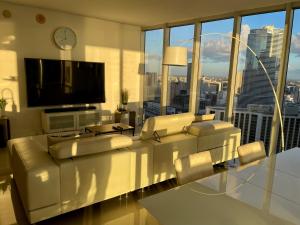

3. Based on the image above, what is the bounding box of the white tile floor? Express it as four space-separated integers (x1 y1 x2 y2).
0 174 170 225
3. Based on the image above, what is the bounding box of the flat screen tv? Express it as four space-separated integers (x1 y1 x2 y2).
24 58 105 107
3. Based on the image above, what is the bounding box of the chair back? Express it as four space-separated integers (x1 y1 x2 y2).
174 151 213 185
237 141 266 165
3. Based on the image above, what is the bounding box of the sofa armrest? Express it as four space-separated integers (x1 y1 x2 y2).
11 140 60 211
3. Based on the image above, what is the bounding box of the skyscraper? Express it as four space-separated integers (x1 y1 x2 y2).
238 25 284 108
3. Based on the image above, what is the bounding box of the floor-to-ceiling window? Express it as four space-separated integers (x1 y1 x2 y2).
232 11 286 152
143 29 164 118
167 24 194 114
142 7 299 154
196 19 234 120
282 9 300 151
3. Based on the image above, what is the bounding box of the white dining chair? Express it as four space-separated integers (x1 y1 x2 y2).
237 141 266 165
174 151 214 185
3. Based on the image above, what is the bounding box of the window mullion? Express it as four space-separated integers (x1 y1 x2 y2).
225 15 242 123
269 4 294 155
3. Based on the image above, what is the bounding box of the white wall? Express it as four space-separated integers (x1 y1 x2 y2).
0 2 142 138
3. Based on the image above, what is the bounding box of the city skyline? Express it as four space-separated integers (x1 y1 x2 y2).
145 10 300 80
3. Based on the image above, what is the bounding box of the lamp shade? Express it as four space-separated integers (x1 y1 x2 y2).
163 46 187 66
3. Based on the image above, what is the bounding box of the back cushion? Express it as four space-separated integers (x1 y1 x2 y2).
47 132 95 146
49 134 133 159
188 120 234 137
140 113 195 140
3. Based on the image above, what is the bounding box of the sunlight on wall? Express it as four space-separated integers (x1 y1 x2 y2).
85 45 120 114
0 50 20 112
1 35 15 45
122 49 140 102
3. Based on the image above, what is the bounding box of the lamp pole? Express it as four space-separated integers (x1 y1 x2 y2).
163 33 285 152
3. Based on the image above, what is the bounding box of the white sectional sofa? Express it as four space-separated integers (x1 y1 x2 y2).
8 113 241 223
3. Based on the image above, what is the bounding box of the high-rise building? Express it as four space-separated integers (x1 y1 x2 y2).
238 25 284 108
167 62 192 114
197 76 228 114
207 106 300 154
143 72 161 101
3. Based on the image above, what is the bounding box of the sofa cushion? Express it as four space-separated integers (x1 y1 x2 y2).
188 120 233 137
197 127 241 151
49 134 133 159
140 113 195 140
47 132 95 146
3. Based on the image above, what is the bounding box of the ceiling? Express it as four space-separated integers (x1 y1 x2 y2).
3 0 298 27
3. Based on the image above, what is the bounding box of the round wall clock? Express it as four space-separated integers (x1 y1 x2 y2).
53 27 77 50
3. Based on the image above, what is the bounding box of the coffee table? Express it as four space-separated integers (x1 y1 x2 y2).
85 123 135 136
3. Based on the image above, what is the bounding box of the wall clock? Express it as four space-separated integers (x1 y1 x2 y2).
53 27 77 50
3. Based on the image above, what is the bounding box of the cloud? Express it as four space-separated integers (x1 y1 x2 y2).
172 33 233 63
200 36 232 63
145 53 162 62
291 33 300 57
198 24 250 63
145 25 252 65
240 25 250 42
175 39 194 46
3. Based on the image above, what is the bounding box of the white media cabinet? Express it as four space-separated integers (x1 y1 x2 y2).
41 109 101 134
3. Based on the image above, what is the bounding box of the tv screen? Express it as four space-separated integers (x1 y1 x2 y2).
24 58 105 107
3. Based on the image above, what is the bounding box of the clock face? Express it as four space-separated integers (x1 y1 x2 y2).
53 27 77 50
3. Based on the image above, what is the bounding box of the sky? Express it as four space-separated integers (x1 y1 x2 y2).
145 9 300 80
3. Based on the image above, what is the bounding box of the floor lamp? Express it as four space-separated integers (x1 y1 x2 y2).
162 33 285 152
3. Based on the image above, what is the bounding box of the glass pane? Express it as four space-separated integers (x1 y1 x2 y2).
167 24 195 114
232 11 286 152
197 19 234 117
144 29 163 118
78 112 100 127
282 9 300 151
49 115 75 130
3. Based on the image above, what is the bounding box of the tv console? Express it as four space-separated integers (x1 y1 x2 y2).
41 108 101 134
44 106 96 113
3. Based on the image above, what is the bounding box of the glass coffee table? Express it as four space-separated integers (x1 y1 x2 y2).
85 123 135 136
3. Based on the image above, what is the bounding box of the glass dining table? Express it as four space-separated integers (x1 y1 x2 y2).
139 147 300 225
